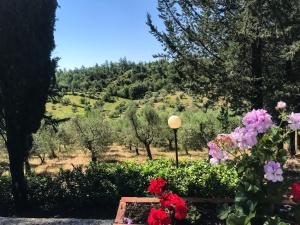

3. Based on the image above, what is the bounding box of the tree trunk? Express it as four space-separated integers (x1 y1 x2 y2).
38 154 46 165
91 151 97 163
50 148 57 159
135 146 139 155
7 135 28 215
129 143 132 151
168 140 173 151
184 145 189 155
251 38 264 109
145 143 153 160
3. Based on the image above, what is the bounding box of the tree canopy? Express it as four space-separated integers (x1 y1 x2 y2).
147 0 300 114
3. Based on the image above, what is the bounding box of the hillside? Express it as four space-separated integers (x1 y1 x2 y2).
46 91 202 119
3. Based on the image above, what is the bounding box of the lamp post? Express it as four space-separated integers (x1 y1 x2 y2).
168 115 182 168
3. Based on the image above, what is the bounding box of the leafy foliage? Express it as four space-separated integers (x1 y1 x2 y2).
56 59 182 100
147 0 300 114
0 160 238 217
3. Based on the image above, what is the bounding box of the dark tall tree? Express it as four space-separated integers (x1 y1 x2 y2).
147 0 300 114
0 0 57 213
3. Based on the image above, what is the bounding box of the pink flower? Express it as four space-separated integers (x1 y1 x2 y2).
275 101 286 110
288 113 300 130
207 141 228 165
264 161 283 182
242 109 273 133
209 150 228 165
230 127 257 149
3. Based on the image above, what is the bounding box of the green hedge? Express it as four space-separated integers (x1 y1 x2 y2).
0 160 238 217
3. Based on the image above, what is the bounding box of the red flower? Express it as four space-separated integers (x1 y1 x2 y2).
291 182 300 201
159 192 188 220
147 178 167 195
147 208 171 225
160 192 173 207
174 202 188 220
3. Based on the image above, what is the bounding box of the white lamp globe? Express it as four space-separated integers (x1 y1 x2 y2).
168 115 182 129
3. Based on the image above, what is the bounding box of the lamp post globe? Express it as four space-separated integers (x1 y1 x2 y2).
168 115 181 168
168 115 182 129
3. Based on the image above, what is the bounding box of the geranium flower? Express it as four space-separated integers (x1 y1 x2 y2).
209 150 228 165
242 109 273 133
147 208 171 225
159 192 173 207
207 140 228 165
264 161 283 182
290 183 300 201
159 192 188 220
275 101 286 110
288 113 300 130
230 127 257 149
174 202 188 220
147 178 167 195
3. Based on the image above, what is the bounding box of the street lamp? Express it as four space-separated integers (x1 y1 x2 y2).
168 115 182 168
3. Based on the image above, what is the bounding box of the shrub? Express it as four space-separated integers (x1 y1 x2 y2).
128 82 148 99
0 160 238 217
61 98 71 106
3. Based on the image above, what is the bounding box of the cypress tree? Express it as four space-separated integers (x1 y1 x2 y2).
0 0 58 213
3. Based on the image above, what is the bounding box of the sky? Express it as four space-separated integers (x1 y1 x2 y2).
54 0 164 69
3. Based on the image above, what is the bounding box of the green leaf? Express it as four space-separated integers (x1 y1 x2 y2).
217 204 232 220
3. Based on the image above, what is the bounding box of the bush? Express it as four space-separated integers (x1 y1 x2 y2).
128 82 148 99
0 160 238 217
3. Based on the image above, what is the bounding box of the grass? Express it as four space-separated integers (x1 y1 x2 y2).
46 103 85 119
63 94 97 106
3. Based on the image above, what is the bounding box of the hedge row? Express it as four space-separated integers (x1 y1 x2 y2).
0 160 238 217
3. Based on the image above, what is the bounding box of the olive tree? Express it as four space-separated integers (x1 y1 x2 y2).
113 118 141 155
71 111 113 162
32 122 58 165
127 104 161 160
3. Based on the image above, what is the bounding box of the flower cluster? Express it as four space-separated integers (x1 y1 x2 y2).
230 127 257 149
229 109 273 150
147 178 167 195
242 109 273 134
288 113 300 131
207 134 235 164
290 183 300 202
264 161 283 182
148 208 171 225
206 102 300 223
147 178 188 225
208 107 285 183
275 101 286 110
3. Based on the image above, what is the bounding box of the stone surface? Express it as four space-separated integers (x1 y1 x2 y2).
0 217 113 225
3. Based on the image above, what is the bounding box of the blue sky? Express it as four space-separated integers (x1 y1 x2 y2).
54 0 164 69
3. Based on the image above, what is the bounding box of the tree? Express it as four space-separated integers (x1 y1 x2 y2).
0 0 57 213
32 122 58 165
71 111 113 162
127 104 161 160
159 112 174 151
113 117 141 155
147 0 300 113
